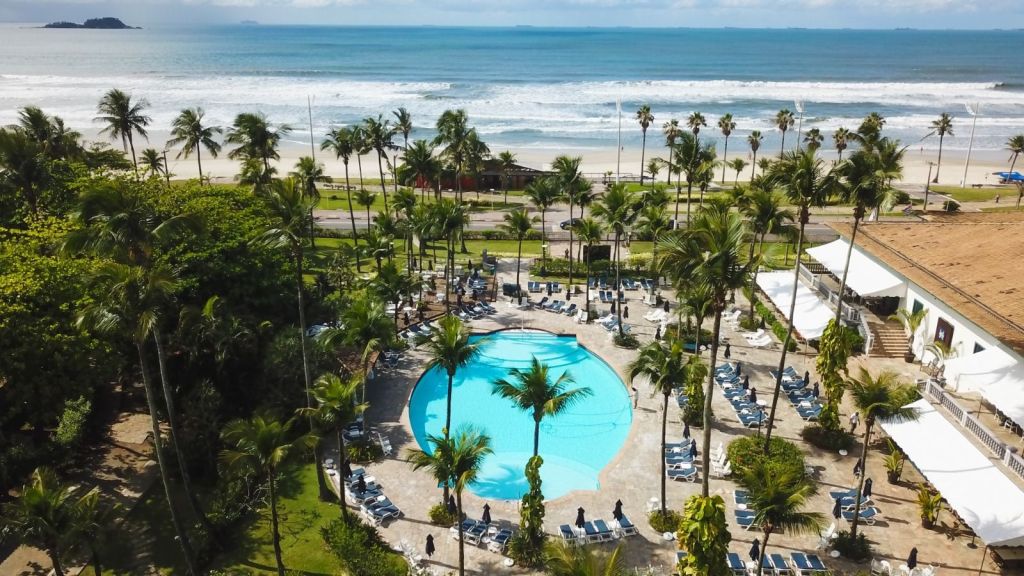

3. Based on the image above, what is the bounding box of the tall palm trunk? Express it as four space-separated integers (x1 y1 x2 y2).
834 208 863 324
136 342 197 576
779 131 787 159
751 149 758 180
376 151 390 213
850 419 873 539
153 331 215 535
763 211 807 450
295 251 328 500
685 179 693 227
747 238 759 321
533 416 541 457
640 130 647 185
584 248 592 321
721 136 730 183
268 473 286 576
344 162 361 272
568 196 575 293
674 179 682 229
934 134 944 182
196 147 203 186
614 231 624 336
514 236 524 293
336 424 350 522
660 392 669 515
700 308 724 497
756 529 772 576
128 133 139 179
445 372 455 439
456 491 466 576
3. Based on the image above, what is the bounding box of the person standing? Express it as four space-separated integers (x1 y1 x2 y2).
849 411 860 433
631 386 639 409
723 342 731 359
425 534 435 558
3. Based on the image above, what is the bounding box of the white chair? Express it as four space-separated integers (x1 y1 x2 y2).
870 559 891 575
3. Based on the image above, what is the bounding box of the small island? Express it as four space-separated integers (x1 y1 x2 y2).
43 17 137 29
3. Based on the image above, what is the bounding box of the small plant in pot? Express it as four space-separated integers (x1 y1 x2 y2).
917 484 943 529
890 307 928 364
882 439 906 484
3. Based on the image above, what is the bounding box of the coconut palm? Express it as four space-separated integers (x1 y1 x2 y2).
498 150 517 204
362 114 396 212
354 187 377 229
573 217 605 320
762 151 837 448
674 131 715 227
463 130 491 200
71 483 117 576
0 129 49 218
290 156 329 248
658 204 753 496
718 113 736 183
220 413 316 576
500 207 536 295
403 139 441 199
833 127 851 162
225 112 291 175
1007 134 1024 174
628 341 698 516
729 158 748 186
846 367 921 538
637 105 655 185
748 131 763 180
95 88 151 175
139 148 165 180
321 293 393 391
167 107 221 184
544 540 626 576
663 118 683 189
857 113 887 147
434 108 470 201
419 315 484 443
647 158 663 185
890 307 929 361
433 199 470 303
742 461 825 576
553 155 583 288
591 183 640 334
803 128 823 153
321 126 361 261
299 373 368 522
687 111 707 139
493 356 591 457
929 113 954 182
742 189 794 321
524 176 561 269
2 467 98 576
407 425 493 576
637 202 671 275
393 106 413 155
775 109 795 158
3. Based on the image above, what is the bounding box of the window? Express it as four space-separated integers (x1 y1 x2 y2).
973 342 986 354
912 299 924 314
935 318 954 348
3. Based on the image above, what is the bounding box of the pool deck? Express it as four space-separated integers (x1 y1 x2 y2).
344 260 1005 575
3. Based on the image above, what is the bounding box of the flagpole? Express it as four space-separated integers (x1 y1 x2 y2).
616 97 622 184
961 102 979 188
307 95 316 161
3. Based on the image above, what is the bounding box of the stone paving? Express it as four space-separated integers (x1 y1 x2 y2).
345 259 1008 576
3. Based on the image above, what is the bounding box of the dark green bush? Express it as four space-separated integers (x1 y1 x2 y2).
832 529 873 561
613 332 640 349
321 517 408 576
347 439 383 464
755 301 798 352
54 396 91 448
727 436 806 480
801 424 855 451
428 502 460 525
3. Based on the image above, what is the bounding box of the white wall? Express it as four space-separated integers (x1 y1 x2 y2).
903 284 1001 364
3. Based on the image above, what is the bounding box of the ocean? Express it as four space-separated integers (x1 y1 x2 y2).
2 25 1023 155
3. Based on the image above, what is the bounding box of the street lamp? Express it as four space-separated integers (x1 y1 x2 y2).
794 100 805 151
961 103 980 188
756 400 767 437
541 243 549 276
924 161 935 211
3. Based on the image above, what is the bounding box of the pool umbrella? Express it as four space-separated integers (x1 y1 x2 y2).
340 459 352 479
804 370 810 384
832 498 842 519
613 500 623 521
425 534 436 557
742 375 749 390
482 503 491 524
356 474 367 494
663 300 670 313
812 382 819 397
682 423 690 440
723 342 731 359
688 441 697 459
736 362 742 376
748 388 757 404
611 301 617 313
864 478 873 499
447 494 457 514
749 539 760 561
623 305 629 319
853 459 863 477
907 547 918 569
575 507 586 528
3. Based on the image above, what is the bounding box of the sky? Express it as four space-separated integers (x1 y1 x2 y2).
1 0 1022 29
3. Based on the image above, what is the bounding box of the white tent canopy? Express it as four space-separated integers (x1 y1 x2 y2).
882 399 1024 547
755 271 832 340
805 239 905 298
944 348 1024 428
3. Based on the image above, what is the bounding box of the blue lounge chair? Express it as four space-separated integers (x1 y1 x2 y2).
548 301 565 313
559 524 579 542
842 506 879 525
797 405 823 421
806 554 828 573
583 521 603 543
536 296 549 308
734 514 756 529
770 553 794 575
593 519 615 541
616 515 638 536
791 552 814 575
839 495 873 510
488 528 513 553
829 488 857 500
727 552 746 575
667 467 698 482
733 489 751 505
563 303 577 316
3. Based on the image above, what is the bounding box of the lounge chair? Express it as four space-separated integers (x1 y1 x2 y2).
563 303 577 316
615 515 638 537
549 301 565 313
829 488 857 500
593 519 615 542
771 553 794 575
536 296 549 308
792 552 828 574
743 328 766 340
551 282 562 293
677 551 688 563
749 335 773 348
734 513 757 530
798 405 823 421
487 528 513 553
842 506 880 525
727 552 747 575
738 411 764 428
559 524 581 543
711 460 732 478
839 496 873 510
667 467 698 482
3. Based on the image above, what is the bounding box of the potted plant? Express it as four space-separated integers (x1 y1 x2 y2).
890 307 928 363
917 485 943 529
882 439 906 484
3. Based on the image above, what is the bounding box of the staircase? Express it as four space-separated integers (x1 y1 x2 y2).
868 319 907 358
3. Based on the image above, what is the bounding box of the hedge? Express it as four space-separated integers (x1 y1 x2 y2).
754 301 799 352
726 436 807 480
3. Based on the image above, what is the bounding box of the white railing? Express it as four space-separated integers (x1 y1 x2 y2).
1005 450 1024 480
858 314 873 357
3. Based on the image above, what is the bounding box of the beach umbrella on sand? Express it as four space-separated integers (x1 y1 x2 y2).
482 503 491 524
832 498 842 519
613 500 624 521
682 422 690 440
425 534 435 557
340 459 352 479
575 507 586 528
356 474 367 494
749 539 760 561
907 547 918 569
748 388 757 404
447 494 457 514
864 478 873 499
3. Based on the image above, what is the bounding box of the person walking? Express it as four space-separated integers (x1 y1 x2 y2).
849 411 860 433
631 386 639 409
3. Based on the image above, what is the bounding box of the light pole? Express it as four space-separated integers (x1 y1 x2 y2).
794 100 805 151
924 162 935 211
961 103 980 188
541 243 548 276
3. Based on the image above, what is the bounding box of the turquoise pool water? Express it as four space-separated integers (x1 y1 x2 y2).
408 330 632 501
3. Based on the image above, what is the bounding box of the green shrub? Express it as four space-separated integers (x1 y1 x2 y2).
891 190 911 205
727 436 806 480
347 439 383 464
755 301 798 352
428 503 460 526
832 529 873 561
648 509 684 533
613 332 640 349
321 517 408 576
54 396 91 448
800 425 854 451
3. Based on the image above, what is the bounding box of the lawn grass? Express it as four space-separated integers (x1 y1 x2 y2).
930 185 1008 203
305 237 546 277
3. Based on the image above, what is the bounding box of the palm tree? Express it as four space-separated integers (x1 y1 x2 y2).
803 128 823 153
628 341 696 516
220 413 316 576
434 109 470 201
419 315 484 445
393 107 413 167
139 148 165 180
463 130 491 200
663 118 683 189
637 202 671 273
687 111 707 140
718 113 736 183
319 293 393 400
524 176 561 269
493 356 591 457
321 126 361 261
95 88 151 175
290 156 329 248
498 150 517 204
890 307 928 362
300 373 368 522
363 114 396 212
407 425 493 576
1007 134 1024 174
929 113 954 182
77 263 197 574
71 483 116 576
647 158 663 185
591 183 639 334
573 217 605 320
544 540 626 576
742 189 794 321
833 127 851 162
500 207 536 293
857 113 887 146
674 131 715 227
404 139 441 200
225 112 291 176
0 129 49 218
637 105 654 185
2 467 97 576
742 462 824 576
658 204 753 496
845 367 921 538
167 107 221 184
553 155 584 289
775 109 795 158
729 158 748 186
355 187 377 228
748 131 763 180
762 151 837 448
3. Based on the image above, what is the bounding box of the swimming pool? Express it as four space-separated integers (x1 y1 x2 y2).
408 330 632 500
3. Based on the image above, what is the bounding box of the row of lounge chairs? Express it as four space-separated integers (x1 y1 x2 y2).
680 543 830 576
557 516 638 544
597 313 630 334
596 290 625 303
528 281 562 293
829 487 882 525
456 302 498 322
341 468 403 526
717 363 765 429
535 297 578 317
772 366 823 421
450 518 515 554
741 327 774 348
587 277 654 291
